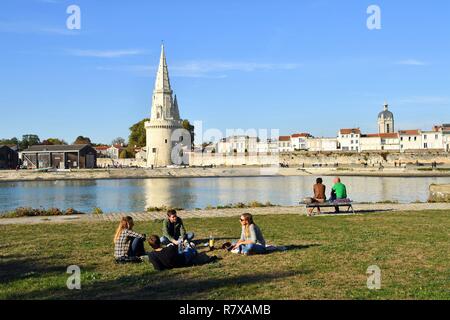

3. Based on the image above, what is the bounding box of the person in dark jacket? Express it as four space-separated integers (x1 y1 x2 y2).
160 209 194 245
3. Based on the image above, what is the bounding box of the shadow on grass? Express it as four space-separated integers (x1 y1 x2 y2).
14 268 310 300
0 255 69 284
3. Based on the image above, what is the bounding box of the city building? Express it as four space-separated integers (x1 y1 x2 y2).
106 144 125 159
291 133 312 151
399 130 422 151
307 138 338 152
0 145 18 169
278 136 293 152
94 145 110 158
378 102 395 134
337 128 361 151
145 45 184 167
217 136 258 154
21 144 97 169
360 133 400 151
421 129 443 150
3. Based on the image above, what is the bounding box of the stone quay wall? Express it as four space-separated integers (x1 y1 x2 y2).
429 184 450 203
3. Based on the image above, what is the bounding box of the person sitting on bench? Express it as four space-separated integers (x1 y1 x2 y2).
330 177 348 213
114 216 146 263
160 209 194 246
308 177 327 216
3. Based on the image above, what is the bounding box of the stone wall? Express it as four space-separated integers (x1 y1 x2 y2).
429 184 450 203
97 158 147 168
188 151 450 167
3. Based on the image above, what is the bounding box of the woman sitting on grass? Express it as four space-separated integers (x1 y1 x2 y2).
114 216 146 263
231 213 266 255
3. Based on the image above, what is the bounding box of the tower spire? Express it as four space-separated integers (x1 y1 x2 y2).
154 43 172 93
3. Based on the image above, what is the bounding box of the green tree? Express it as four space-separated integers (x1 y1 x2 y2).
182 119 195 150
42 138 67 145
112 137 126 146
73 136 92 145
0 137 19 146
20 134 40 150
119 149 129 159
128 118 149 148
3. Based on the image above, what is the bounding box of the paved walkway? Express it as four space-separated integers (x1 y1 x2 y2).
0 203 449 225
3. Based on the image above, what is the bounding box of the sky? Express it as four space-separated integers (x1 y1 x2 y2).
1 0 449 144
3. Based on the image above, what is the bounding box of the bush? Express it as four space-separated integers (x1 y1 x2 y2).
92 207 103 215
1 207 85 218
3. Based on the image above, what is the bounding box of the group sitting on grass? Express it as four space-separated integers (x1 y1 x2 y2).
307 176 350 216
113 209 268 269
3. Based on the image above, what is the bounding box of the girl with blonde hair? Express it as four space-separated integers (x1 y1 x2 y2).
114 216 146 263
231 213 266 255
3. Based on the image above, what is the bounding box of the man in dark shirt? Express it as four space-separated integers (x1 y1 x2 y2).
147 235 188 270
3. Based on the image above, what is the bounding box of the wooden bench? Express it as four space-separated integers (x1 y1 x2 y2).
302 201 355 214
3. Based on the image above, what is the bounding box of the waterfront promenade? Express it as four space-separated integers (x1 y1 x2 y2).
1 202 450 225
1 166 450 183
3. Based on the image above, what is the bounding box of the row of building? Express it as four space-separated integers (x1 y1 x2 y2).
205 124 450 155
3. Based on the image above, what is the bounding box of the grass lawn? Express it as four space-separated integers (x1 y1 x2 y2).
0 210 449 300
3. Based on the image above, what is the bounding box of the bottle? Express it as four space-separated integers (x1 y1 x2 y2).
209 235 215 250
178 237 183 254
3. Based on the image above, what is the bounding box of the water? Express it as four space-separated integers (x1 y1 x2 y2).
0 176 449 213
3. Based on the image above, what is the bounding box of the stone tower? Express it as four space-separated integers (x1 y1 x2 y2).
378 102 394 134
145 45 183 167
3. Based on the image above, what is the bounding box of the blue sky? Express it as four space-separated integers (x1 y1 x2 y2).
1 0 449 144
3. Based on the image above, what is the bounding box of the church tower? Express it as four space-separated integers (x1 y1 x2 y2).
378 101 394 134
145 45 183 167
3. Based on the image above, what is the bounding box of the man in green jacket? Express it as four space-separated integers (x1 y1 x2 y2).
330 177 348 213
160 209 195 245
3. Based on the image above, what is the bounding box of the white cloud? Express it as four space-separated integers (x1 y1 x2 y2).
96 60 302 78
68 49 145 58
0 21 79 36
394 96 450 106
396 59 428 66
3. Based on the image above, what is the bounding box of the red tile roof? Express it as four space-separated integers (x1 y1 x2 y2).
399 130 420 135
291 133 311 138
340 128 361 135
279 136 291 142
363 133 399 138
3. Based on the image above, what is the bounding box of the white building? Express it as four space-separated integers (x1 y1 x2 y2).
291 133 311 151
378 102 395 134
106 144 125 159
145 45 184 167
278 136 293 152
256 139 278 154
440 124 450 152
399 130 422 152
135 147 147 160
421 130 444 150
306 138 338 152
360 133 400 151
217 136 258 154
337 128 361 152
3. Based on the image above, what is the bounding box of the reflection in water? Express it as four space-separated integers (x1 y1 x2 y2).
0 176 449 213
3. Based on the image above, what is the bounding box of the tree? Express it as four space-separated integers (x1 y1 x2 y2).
73 136 92 145
0 137 19 146
182 119 195 150
119 149 129 159
42 138 67 145
112 137 125 146
128 118 149 149
20 134 40 150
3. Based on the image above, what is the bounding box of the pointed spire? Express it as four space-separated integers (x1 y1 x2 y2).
154 43 172 94
173 94 180 120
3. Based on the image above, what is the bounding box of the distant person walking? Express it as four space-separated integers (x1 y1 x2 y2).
330 177 348 213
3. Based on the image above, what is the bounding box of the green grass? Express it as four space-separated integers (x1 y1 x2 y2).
0 211 449 300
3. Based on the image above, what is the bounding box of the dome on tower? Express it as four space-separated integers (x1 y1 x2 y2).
378 102 393 119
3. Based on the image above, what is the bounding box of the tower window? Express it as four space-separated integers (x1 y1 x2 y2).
152 148 156 153
165 139 168 143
